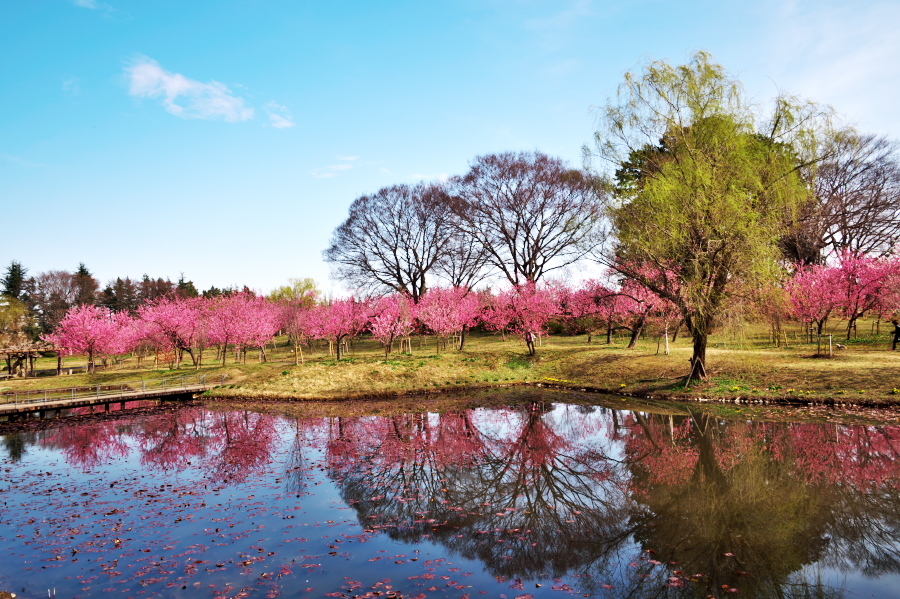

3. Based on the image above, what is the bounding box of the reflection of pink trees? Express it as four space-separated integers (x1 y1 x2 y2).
39 407 281 484
780 424 900 489
204 411 279 483
621 411 900 592
41 421 131 470
137 407 212 471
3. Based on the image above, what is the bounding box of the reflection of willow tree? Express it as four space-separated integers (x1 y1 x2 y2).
618 411 900 598
326 402 634 579
2 431 32 462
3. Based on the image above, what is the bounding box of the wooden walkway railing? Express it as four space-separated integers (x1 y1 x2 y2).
0 374 228 414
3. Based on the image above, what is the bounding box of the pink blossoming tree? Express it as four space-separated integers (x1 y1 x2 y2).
416 287 481 351
45 304 132 372
369 293 417 357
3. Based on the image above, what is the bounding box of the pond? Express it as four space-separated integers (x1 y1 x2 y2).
1 391 899 598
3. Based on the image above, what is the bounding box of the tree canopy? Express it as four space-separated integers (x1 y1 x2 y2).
590 52 822 381
324 182 456 302
450 151 607 286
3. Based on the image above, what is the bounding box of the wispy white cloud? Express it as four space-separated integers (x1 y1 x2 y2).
311 156 362 178
523 0 594 50
62 77 81 96
71 0 114 13
755 0 900 136
524 0 593 31
125 57 254 123
265 102 295 129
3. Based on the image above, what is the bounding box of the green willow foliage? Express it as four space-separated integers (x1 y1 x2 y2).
590 52 829 381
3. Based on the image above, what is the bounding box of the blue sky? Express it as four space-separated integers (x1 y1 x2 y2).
2 0 899 295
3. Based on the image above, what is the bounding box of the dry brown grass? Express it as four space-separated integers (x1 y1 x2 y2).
3 319 900 406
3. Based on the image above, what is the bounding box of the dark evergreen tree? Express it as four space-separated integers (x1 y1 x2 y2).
1 261 28 300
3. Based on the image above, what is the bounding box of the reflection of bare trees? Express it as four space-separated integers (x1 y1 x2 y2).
326 403 633 579
284 416 327 497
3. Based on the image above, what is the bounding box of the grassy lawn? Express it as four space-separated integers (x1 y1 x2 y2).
3 319 900 406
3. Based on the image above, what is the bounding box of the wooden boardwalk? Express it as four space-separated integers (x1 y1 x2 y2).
0 374 227 419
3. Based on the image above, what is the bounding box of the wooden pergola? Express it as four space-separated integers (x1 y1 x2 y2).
1 341 55 379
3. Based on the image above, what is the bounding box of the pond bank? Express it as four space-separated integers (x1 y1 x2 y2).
6 332 900 412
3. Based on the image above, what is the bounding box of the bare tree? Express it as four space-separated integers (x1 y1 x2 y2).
783 132 900 263
432 231 493 289
25 270 78 333
449 151 606 286
324 182 454 302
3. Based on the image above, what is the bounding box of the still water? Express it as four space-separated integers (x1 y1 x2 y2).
2 393 899 598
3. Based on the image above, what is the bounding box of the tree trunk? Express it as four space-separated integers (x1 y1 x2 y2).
627 315 646 349
671 318 684 342
688 330 708 383
846 318 857 341
525 332 536 356
182 347 197 367
336 336 344 360
459 326 468 351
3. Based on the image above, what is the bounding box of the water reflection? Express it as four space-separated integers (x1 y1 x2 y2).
326 403 632 580
3 398 900 598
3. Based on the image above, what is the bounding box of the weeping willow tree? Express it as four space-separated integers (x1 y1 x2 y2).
589 52 828 382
